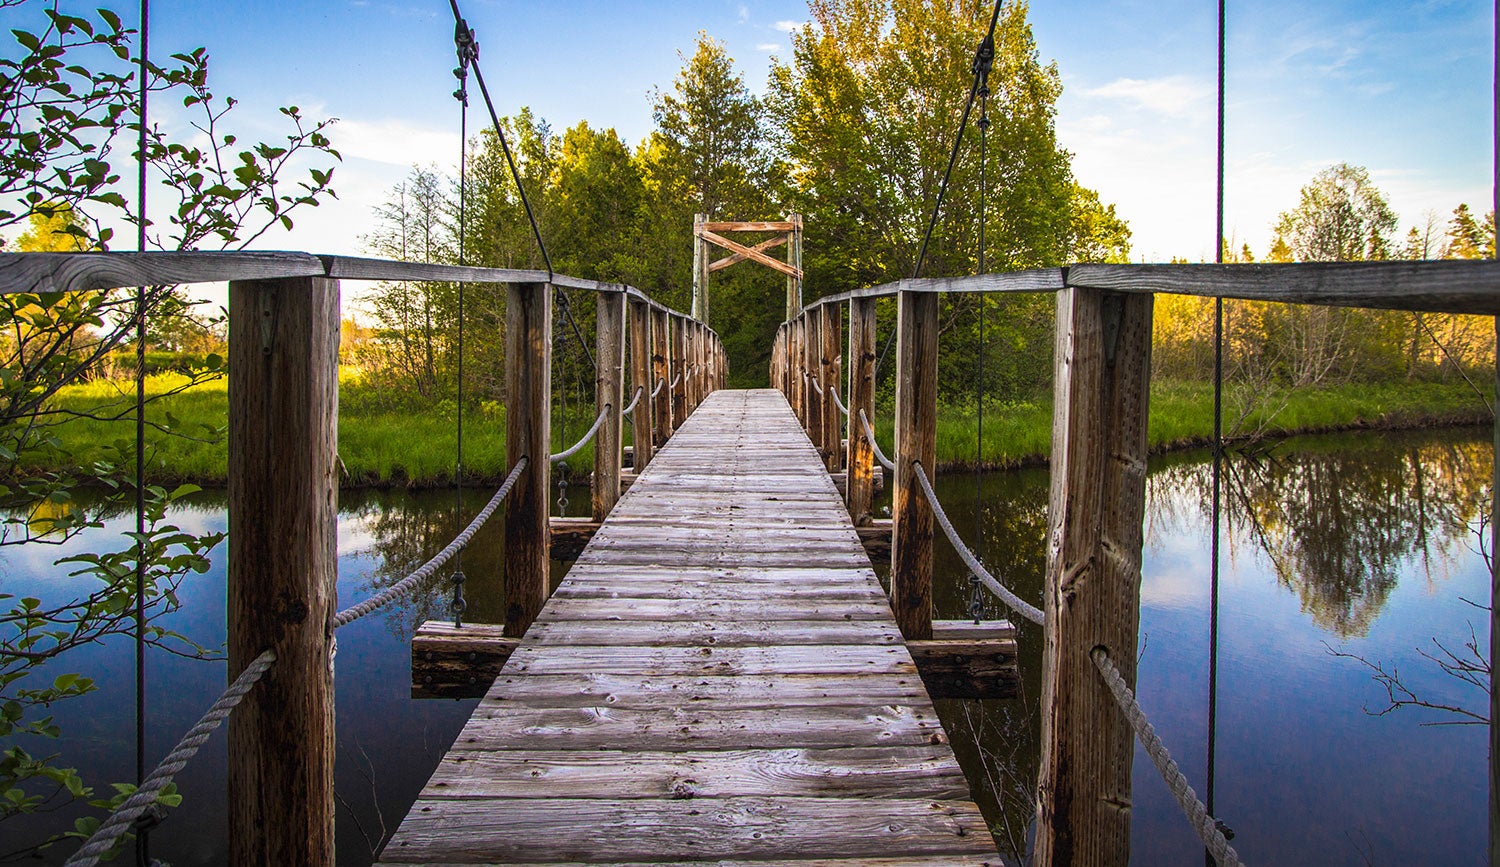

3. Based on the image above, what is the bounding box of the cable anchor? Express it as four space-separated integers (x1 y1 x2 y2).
450 569 467 627
452 17 479 104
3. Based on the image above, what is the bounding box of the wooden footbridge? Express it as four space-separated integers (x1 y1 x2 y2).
6 251 1500 866
383 389 1000 865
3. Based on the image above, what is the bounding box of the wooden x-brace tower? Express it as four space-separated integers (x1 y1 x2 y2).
692 213 804 323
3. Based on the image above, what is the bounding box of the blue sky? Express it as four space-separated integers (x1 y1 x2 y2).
13 0 1496 268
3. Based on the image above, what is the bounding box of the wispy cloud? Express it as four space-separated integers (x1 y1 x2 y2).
334 118 458 168
773 20 802 33
755 42 781 52
738 4 749 22
1082 75 1213 118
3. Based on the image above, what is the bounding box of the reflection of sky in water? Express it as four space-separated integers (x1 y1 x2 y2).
4 428 1492 864
3 492 480 866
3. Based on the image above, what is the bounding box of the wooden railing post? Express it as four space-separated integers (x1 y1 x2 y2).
651 307 673 446
629 299 654 469
503 281 552 638
845 296 877 525
789 318 803 420
1034 286 1153 865
227 275 339 866
820 301 842 471
804 308 824 452
671 314 688 423
593 290 626 520
891 288 937 641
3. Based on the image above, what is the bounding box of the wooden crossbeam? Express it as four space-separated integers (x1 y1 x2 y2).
709 235 789 273
698 229 804 280
700 220 796 232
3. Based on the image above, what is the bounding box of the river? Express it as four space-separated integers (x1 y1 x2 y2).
3 427 1490 864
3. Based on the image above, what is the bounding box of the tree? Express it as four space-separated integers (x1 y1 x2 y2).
1273 162 1398 262
1442 203 1494 260
650 33 767 221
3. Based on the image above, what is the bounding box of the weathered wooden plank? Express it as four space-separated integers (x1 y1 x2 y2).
701 220 797 232
380 797 992 863
501 643 917 677
909 621 1020 700
456 705 948 751
709 234 789 272
481 672 932 710
399 858 1001 867
629 298 655 468
2 250 326 295
418 747 968 800
1067 260 1500 315
524 618 899 644
411 623 517 699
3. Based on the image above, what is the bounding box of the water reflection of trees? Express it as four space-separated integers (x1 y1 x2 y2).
340 491 510 639
1150 431 1489 638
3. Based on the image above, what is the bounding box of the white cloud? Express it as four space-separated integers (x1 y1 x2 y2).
332 117 459 168
755 42 781 52
1082 75 1214 119
772 20 802 33
738 4 749 21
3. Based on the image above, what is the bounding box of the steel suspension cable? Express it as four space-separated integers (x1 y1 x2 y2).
970 40 994 624
451 14 476 627
1208 0 1227 858
133 4 150 861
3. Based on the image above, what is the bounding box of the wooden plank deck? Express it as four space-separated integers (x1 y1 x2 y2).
378 389 1001 866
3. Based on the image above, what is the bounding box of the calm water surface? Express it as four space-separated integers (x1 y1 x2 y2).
4 429 1490 864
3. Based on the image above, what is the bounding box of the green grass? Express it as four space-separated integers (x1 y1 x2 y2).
907 378 1495 469
18 374 1493 484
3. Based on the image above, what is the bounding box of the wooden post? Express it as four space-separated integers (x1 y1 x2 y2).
227 275 339 866
804 309 824 451
820 301 843 471
593 290 626 520
786 212 803 320
672 314 688 424
1034 287 1153 865
651 307 672 447
891 289 937 641
503 281 552 638
692 213 708 322
628 299 654 470
846 296 877 526
788 318 802 420
1492 314 1498 867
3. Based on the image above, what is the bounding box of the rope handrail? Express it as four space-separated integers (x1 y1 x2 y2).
830 385 850 417
910 460 1045 626
64 649 277 867
550 406 609 464
805 370 824 396
856 408 896 472
669 372 683 390
333 458 528 628
621 384 645 417
1092 648 1243 866
652 377 666 398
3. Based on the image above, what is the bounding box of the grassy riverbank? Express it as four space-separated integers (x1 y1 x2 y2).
17 374 1493 486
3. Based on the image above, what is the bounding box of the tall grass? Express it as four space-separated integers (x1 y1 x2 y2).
23 374 1492 484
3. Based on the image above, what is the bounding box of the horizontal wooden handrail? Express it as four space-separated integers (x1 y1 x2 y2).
0 251 698 321
792 259 1500 317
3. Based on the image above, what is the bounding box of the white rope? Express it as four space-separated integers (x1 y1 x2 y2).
1092 648 1243 866
911 461 1045 626
805 370 824 396
857 408 896 472
669 372 683 390
621 384 645 416
830 385 850 418
65 650 277 867
550 406 609 463
333 458 528 628
651 377 666 398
